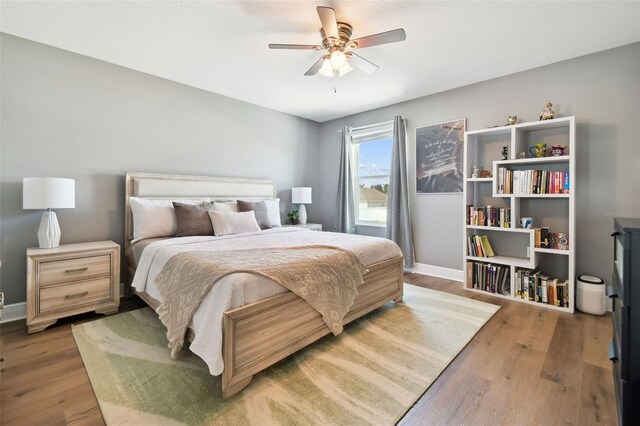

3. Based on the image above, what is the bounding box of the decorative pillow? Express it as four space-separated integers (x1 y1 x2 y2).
209 201 239 212
173 202 214 237
262 198 282 227
237 200 272 230
129 197 204 243
208 211 261 236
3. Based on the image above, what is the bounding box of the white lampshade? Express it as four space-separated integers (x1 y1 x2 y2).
291 187 312 204
23 178 75 209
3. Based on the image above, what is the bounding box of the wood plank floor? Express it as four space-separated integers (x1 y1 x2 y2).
0 274 617 425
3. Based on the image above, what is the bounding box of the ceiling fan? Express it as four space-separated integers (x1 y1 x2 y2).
268 6 406 78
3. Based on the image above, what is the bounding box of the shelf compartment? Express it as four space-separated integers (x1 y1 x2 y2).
510 295 572 312
533 248 570 255
466 225 531 233
494 156 569 166
464 287 513 299
466 255 532 268
497 194 569 199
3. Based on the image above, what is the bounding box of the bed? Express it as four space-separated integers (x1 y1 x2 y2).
124 172 404 399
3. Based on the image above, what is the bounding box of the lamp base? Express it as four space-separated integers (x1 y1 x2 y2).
298 204 307 224
38 210 61 249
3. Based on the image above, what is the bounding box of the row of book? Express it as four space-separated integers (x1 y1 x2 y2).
466 261 510 295
467 235 495 257
496 168 570 195
466 205 511 228
515 268 570 307
534 227 569 250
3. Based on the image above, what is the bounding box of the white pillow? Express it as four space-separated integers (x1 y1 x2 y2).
129 197 204 243
209 211 261 236
210 201 239 212
263 198 282 227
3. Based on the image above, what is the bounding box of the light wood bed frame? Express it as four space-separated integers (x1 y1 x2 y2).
124 172 403 399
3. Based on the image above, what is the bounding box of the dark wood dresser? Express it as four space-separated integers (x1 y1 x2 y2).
610 217 640 425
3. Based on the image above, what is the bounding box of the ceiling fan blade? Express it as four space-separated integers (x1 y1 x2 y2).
348 52 379 74
304 56 326 76
268 44 322 50
317 6 339 40
349 28 406 49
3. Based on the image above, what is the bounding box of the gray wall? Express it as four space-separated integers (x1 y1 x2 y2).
314 43 640 280
0 34 321 305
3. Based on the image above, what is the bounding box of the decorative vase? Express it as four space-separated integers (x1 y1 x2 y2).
529 143 547 158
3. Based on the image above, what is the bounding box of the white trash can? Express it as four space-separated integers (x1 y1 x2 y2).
576 275 606 315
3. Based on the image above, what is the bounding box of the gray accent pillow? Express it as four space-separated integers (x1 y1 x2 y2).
173 202 214 237
236 200 272 230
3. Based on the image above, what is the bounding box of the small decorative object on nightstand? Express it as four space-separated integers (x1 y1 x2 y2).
283 223 322 231
26 241 120 333
291 187 312 225
287 210 299 225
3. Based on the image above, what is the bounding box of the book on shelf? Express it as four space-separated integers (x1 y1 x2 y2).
466 261 510 295
496 168 569 195
467 234 495 257
515 267 570 307
466 205 511 228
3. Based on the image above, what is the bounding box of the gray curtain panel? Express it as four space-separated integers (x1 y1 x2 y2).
333 126 357 234
386 116 416 268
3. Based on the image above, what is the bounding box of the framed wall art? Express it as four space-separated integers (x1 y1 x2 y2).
415 118 466 194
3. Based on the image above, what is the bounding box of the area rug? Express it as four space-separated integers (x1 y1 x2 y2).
72 284 499 425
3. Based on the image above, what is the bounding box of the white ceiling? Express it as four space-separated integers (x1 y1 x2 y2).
1 1 639 122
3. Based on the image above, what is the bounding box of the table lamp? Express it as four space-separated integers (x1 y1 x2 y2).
23 178 75 248
291 187 312 225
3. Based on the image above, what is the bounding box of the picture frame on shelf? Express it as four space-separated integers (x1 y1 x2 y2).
416 118 466 194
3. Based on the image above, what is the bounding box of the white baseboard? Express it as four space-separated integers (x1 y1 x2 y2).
0 302 26 324
411 263 463 282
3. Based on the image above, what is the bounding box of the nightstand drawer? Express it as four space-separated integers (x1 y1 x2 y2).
39 254 111 287
40 277 111 313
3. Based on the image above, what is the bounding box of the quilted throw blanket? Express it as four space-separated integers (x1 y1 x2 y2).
155 245 369 357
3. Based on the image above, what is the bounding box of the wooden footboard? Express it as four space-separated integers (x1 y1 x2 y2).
133 255 404 399
221 255 404 399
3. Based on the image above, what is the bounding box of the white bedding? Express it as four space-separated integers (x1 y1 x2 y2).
131 227 402 375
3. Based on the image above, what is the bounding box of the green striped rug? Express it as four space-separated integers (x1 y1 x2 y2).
72 284 499 425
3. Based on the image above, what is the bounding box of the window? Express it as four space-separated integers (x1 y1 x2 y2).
351 123 393 225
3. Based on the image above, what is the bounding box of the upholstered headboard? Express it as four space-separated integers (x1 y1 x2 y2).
124 171 276 252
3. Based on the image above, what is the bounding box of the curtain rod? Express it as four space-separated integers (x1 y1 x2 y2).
337 119 396 133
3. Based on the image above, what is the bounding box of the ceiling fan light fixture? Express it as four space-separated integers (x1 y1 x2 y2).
318 58 334 77
335 60 353 77
329 50 347 69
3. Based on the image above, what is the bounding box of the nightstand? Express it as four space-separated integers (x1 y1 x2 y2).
283 223 323 231
26 241 120 333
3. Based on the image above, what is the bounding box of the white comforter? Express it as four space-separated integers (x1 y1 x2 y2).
132 227 402 375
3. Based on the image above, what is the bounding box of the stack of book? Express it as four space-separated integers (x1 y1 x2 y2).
466 205 511 228
515 268 570 307
466 261 510 295
467 235 495 257
496 168 569 195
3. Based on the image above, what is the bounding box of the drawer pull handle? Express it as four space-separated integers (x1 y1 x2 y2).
65 291 88 300
64 267 88 274
607 285 618 299
609 341 618 362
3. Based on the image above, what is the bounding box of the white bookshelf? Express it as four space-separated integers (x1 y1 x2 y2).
462 116 575 313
